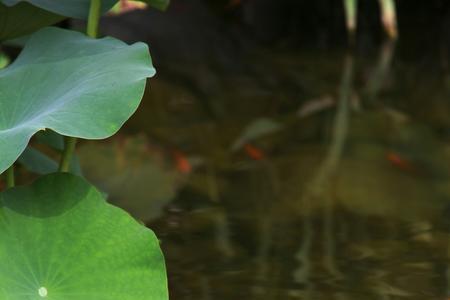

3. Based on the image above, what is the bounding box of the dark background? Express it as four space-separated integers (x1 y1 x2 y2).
100 0 450 61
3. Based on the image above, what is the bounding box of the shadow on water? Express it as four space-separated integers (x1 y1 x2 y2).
75 2 450 299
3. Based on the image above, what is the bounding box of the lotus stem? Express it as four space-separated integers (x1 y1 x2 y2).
59 0 102 172
59 136 77 172
6 165 14 188
378 0 398 39
344 0 357 39
87 0 102 38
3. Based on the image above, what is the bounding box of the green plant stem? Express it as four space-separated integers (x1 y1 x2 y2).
6 165 14 188
344 0 357 33
59 137 77 172
379 0 398 39
87 0 102 38
59 0 102 172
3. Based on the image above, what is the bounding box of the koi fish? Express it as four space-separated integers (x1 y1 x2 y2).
386 151 416 173
244 143 265 160
172 150 192 174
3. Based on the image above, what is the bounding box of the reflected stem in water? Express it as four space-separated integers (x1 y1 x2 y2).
366 41 396 103
294 215 313 296
321 55 353 280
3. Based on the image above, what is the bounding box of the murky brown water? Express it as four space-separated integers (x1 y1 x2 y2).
77 38 450 299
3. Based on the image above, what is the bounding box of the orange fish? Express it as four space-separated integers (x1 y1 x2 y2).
386 151 416 173
244 144 265 161
172 150 192 174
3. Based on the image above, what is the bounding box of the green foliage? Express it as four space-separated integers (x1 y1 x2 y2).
35 130 65 151
0 0 171 41
1 0 116 18
0 0 168 297
1 0 170 21
0 3 63 41
0 173 168 299
0 51 9 68
0 27 155 174
18 147 59 174
18 146 83 175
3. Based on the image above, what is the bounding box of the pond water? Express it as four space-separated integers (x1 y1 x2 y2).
75 37 450 299
71 4 450 298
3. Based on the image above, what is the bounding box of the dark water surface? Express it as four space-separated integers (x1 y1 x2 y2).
72 4 450 297
76 38 450 299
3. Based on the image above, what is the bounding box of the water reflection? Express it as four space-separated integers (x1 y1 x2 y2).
79 40 450 299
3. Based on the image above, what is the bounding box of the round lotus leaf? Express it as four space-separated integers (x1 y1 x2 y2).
0 26 155 174
0 3 63 41
0 172 168 299
0 0 117 19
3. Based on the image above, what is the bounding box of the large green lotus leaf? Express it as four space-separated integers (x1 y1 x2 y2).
0 3 63 41
0 173 168 299
0 27 155 174
1 0 117 18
